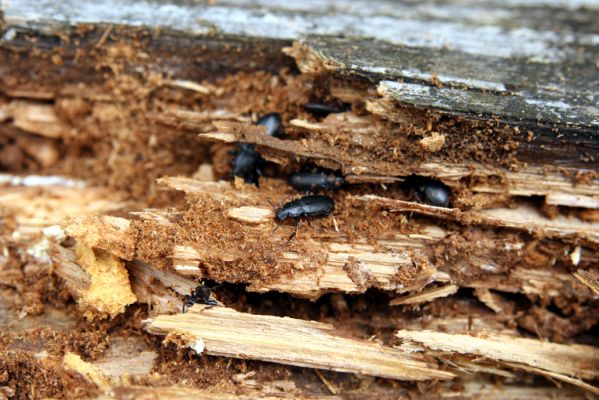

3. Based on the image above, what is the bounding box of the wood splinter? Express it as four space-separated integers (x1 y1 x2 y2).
144 305 455 382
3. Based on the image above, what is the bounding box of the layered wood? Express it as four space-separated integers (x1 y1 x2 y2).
62 176 595 307
351 195 599 244
2 1 598 398
145 305 454 381
201 120 599 205
396 330 599 395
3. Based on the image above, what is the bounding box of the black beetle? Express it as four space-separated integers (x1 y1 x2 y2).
275 195 335 240
256 112 283 138
182 284 218 313
230 112 284 186
288 171 344 192
304 100 351 117
414 178 452 208
231 143 263 186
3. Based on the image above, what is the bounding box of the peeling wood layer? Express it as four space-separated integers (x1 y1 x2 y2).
145 305 455 381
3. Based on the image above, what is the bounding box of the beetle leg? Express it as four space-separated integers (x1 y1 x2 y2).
287 219 301 242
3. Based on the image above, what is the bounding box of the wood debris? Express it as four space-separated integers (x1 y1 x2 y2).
351 194 599 244
145 305 455 381
573 269 599 295
72 243 137 318
201 121 599 201
396 330 599 394
1 4 598 397
390 284 459 306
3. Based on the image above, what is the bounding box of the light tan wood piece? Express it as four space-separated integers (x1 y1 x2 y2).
390 284 459 306
145 305 455 381
351 194 599 244
573 269 599 295
396 330 599 394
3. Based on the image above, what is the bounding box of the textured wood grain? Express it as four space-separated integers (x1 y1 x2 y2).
145 305 455 381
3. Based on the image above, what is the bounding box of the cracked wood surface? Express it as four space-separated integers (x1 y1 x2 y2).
396 330 599 395
144 305 455 382
200 124 599 202
3 0 598 132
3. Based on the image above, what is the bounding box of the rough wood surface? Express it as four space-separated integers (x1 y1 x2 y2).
389 284 459 306
396 330 599 394
201 124 599 202
145 305 455 382
3 0 598 132
95 386 339 400
351 194 599 244
62 176 595 306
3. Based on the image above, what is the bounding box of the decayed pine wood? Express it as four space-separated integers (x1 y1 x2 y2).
51 243 137 318
96 386 339 400
441 378 588 400
73 243 137 318
0 178 128 237
546 193 599 209
573 269 599 295
351 195 599 244
144 305 455 381
64 215 135 260
62 176 591 301
389 284 459 306
395 330 599 392
7 0 596 132
52 244 197 314
2 100 68 139
200 124 599 202
52 244 92 298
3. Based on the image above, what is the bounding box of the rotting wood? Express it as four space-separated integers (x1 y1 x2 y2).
3 100 68 139
1 1 597 397
52 244 196 315
440 377 589 399
0 179 128 237
67 243 136 319
63 215 135 260
351 194 599 244
502 363 599 396
573 269 599 295
389 284 459 306
95 386 340 400
200 124 599 202
144 305 455 381
395 330 599 391
62 176 593 303
473 288 511 314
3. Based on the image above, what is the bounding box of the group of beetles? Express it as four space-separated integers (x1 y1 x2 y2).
183 103 452 311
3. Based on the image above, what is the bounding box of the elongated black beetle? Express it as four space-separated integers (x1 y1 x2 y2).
274 195 335 240
230 112 283 186
414 178 451 208
304 100 351 117
231 143 263 186
182 284 218 313
288 171 344 192
256 112 283 138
